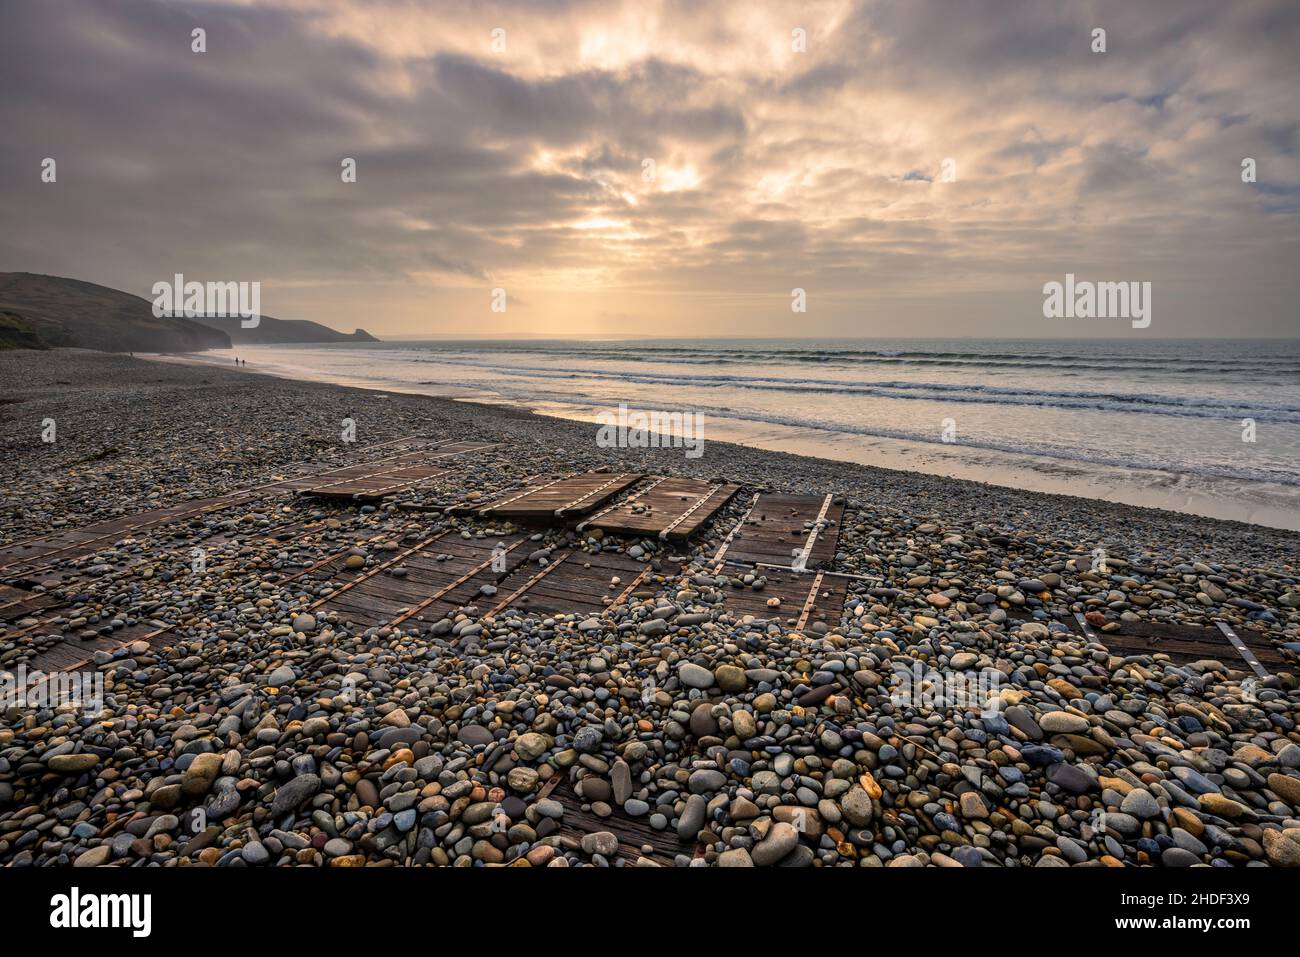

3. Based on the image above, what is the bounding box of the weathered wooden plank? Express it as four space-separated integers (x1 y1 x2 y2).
717 570 846 636
389 537 532 626
717 493 843 571
580 477 737 540
550 778 697 866
458 471 644 519
0 436 449 575
298 442 496 499
1041 613 1287 671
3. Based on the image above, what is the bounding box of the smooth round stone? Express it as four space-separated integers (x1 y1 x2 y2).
1120 789 1160 819
457 725 493 747
678 663 715 689
688 769 727 794
573 727 602 753
1161 847 1201 868
1040 711 1089 734
323 838 352 857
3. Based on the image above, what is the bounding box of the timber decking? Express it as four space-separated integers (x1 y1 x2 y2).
482 548 653 620
306 531 662 629
0 587 61 622
1 523 380 673
547 777 700 866
1056 612 1287 673
716 567 847 636
578 477 739 540
293 440 496 500
0 493 265 578
0 437 474 578
453 471 644 519
311 533 536 625
15 617 174 675
711 492 843 571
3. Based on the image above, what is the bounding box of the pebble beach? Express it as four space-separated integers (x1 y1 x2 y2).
2 348 1300 869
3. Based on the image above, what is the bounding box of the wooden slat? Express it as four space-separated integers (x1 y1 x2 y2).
549 778 699 866
794 571 826 633
309 533 447 610
298 441 496 499
0 435 449 576
659 483 736 539
581 477 737 540
710 494 759 569
484 553 572 618
718 570 846 636
465 472 643 519
1044 613 1286 671
719 493 843 571
389 537 529 626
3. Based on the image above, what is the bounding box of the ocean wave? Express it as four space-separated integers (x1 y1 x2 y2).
408 343 1300 377
409 358 1300 423
470 385 1300 487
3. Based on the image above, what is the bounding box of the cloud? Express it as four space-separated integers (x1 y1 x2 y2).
0 0 1297 337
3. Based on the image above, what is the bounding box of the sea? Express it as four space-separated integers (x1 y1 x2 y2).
174 338 1300 531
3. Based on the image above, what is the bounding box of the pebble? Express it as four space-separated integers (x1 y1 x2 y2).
2 350 1299 871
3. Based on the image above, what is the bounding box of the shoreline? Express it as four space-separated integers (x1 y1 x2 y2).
144 347 1300 534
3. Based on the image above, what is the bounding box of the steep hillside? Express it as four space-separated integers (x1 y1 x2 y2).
0 272 381 351
0 272 230 352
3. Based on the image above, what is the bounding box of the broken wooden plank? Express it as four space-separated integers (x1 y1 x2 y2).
549 777 697 866
0 436 451 576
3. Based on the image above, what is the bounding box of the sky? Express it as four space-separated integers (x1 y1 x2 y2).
2 0 1298 339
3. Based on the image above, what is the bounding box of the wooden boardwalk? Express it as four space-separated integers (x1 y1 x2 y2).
547 777 699 866
452 471 643 519
293 440 496 500
0 436 472 579
0 586 61 622
3 604 175 673
712 492 843 571
0 491 265 579
1061 612 1287 673
480 548 651 621
307 530 658 629
716 567 847 636
2 440 873 668
578 477 738 540
311 533 529 624
1 521 380 673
